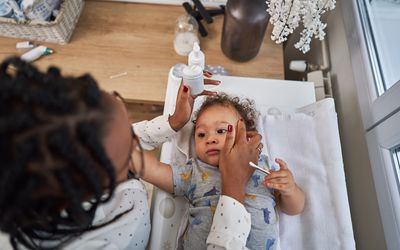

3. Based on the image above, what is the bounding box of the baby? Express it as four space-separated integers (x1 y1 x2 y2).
134 93 305 250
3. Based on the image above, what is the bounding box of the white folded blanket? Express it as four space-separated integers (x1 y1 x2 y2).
262 98 355 250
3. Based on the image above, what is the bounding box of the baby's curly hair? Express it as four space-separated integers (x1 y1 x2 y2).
195 93 259 131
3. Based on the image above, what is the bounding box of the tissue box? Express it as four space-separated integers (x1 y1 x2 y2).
0 0 84 44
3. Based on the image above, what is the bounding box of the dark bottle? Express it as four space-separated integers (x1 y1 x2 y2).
221 0 270 62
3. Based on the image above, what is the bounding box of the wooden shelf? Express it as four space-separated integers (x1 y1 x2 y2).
0 0 284 104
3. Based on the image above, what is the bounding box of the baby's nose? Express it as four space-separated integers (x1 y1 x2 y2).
206 136 218 144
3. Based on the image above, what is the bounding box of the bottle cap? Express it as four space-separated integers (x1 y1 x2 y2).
188 42 205 69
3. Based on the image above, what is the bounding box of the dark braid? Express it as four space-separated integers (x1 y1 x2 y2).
195 93 259 131
0 57 117 249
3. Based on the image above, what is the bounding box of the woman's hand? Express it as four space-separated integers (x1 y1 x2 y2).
168 71 220 131
219 120 262 204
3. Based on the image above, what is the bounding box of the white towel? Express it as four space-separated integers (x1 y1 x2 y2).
262 98 355 250
160 98 356 250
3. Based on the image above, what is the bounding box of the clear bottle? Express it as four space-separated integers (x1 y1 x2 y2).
174 15 200 56
221 0 270 62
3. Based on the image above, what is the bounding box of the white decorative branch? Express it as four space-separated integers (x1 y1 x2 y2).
266 0 336 53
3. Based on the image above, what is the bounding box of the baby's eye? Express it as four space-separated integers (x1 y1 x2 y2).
197 132 206 138
217 128 227 134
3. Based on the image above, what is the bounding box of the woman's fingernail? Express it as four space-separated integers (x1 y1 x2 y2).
183 86 188 93
227 125 233 132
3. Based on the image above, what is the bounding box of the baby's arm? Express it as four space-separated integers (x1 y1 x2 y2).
131 149 174 194
262 158 305 215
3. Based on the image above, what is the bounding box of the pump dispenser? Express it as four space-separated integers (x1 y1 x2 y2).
188 42 205 69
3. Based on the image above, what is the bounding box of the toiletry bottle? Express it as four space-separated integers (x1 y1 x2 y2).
21 45 53 62
188 42 205 69
182 64 204 95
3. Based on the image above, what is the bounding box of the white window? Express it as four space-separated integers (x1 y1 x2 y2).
392 146 400 192
362 0 400 94
343 0 400 249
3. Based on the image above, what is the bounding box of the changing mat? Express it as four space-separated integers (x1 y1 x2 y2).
149 97 355 250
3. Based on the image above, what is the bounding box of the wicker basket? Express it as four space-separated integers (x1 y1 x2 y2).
0 0 84 44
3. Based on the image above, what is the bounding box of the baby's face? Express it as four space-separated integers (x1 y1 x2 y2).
195 105 240 167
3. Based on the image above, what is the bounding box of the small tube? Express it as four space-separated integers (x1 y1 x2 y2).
16 41 34 49
21 45 53 62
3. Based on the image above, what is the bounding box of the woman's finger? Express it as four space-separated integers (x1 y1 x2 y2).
204 79 221 85
247 131 261 149
198 90 217 97
203 70 213 78
222 124 235 154
235 120 248 146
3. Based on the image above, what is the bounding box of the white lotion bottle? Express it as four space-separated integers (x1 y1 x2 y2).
182 65 204 95
188 42 205 69
21 45 53 62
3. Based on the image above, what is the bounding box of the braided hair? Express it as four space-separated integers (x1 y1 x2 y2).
0 57 117 249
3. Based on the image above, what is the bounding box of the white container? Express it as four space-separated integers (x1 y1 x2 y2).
182 64 204 95
188 42 205 69
21 45 53 62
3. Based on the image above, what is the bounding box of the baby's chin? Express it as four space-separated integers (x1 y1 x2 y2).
198 155 219 167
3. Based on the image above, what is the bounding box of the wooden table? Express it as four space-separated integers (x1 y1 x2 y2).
0 0 284 104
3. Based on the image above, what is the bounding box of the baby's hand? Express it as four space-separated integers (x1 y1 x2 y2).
262 158 296 196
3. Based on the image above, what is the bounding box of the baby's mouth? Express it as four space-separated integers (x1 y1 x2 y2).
206 149 220 156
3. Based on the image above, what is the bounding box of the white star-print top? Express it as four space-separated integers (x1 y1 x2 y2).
133 115 252 250
62 179 151 250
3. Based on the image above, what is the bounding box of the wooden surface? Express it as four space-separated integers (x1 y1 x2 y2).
0 0 284 104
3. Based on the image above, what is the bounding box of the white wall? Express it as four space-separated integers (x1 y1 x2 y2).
284 0 386 249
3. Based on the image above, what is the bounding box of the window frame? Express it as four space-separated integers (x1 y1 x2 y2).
342 0 400 249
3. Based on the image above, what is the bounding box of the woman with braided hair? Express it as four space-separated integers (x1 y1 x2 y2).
0 57 262 250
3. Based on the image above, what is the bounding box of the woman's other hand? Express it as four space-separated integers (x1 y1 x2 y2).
219 120 262 204
169 71 220 131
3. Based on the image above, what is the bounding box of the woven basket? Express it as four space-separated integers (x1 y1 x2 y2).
0 0 84 44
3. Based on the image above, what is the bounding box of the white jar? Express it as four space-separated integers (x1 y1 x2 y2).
182 65 204 95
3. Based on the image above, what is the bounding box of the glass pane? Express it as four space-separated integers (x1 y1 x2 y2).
392 145 400 193
359 0 400 95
